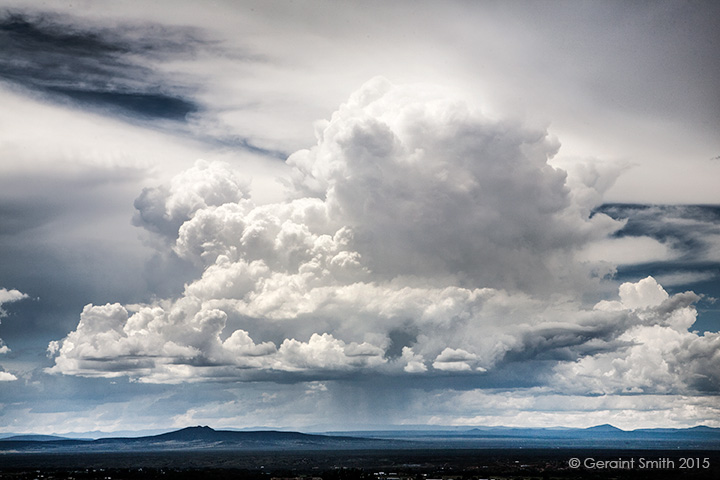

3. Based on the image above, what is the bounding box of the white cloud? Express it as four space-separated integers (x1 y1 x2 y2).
0 371 17 381
276 333 386 372
133 159 251 241
45 79 715 414
618 276 671 310
285 77 621 293
576 236 677 266
401 347 427 373
592 276 670 311
0 288 28 318
554 278 718 395
653 270 718 287
422 389 720 429
0 287 28 381
432 348 481 372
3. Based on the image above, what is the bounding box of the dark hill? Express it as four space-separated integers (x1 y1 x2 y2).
0 426 402 453
149 425 222 441
585 424 623 432
126 425 367 449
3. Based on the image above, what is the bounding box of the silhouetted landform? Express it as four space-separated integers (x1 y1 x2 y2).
0 426 404 453
2 424 719 454
330 423 720 450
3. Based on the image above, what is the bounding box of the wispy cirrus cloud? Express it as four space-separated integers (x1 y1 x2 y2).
0 10 286 159
0 12 201 121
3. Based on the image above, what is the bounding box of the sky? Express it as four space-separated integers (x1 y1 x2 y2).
1 0 720 435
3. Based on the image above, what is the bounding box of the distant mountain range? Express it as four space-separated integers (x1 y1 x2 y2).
1 424 719 453
0 426 403 453
334 423 720 440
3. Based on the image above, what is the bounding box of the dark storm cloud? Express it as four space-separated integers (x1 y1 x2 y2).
384 326 419 360
597 204 720 258
0 12 199 120
594 204 720 332
501 324 632 364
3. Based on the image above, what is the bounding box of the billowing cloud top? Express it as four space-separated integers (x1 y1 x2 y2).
46 79 718 396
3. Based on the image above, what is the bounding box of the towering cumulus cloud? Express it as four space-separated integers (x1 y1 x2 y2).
0 288 28 381
47 79 717 397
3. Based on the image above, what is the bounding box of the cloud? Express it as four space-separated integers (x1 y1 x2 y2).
132 159 250 241
0 9 287 161
432 348 482 372
401 347 427 373
0 287 28 381
419 389 720 429
46 79 714 406
575 236 678 266
586 205 720 329
0 287 27 317
285 77 620 293
652 270 718 287
276 333 386 372
0 0 717 434
553 277 718 394
600 275 670 311
595 204 720 265
0 12 201 121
